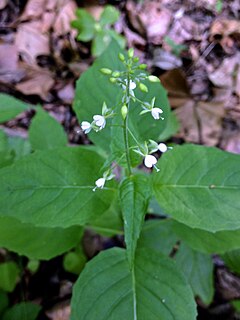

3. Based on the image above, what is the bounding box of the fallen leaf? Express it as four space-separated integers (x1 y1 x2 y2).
46 303 71 320
126 0 172 44
15 21 50 64
152 48 182 70
175 100 225 146
0 0 7 10
16 67 54 100
57 83 75 104
20 0 47 20
53 1 77 36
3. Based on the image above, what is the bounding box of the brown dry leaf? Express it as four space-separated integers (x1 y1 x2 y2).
126 0 172 44
152 48 182 70
57 83 75 104
15 21 50 64
53 1 77 36
0 0 7 10
46 303 71 320
20 0 47 20
210 19 240 53
0 44 25 83
16 67 54 100
160 69 190 108
222 133 240 154
175 100 225 146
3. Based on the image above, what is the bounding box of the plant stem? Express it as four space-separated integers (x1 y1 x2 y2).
123 73 132 176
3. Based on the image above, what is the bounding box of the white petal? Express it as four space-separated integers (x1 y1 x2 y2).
158 143 168 153
151 108 163 120
95 178 106 188
129 80 136 90
81 121 91 130
144 155 157 168
93 115 106 128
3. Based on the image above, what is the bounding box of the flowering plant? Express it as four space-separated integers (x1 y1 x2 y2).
0 42 239 319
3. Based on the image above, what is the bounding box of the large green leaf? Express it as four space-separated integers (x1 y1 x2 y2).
172 221 240 254
71 248 197 320
2 302 40 320
0 147 116 228
0 262 19 292
221 249 240 275
73 41 170 155
175 243 214 306
29 109 67 150
138 219 178 256
119 174 150 268
153 144 240 232
0 216 82 260
0 94 29 123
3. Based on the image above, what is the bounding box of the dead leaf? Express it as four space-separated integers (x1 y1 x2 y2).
210 19 240 53
175 100 225 146
152 48 182 70
16 67 54 100
20 0 47 20
57 83 74 104
15 21 50 64
53 1 77 36
46 303 71 320
126 0 172 44
0 0 7 10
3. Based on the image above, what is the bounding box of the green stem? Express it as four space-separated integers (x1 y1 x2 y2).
123 73 132 176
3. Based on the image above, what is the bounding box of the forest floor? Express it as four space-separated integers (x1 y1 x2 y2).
0 0 240 319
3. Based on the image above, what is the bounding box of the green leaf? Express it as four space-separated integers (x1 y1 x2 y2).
0 262 19 292
0 216 82 260
138 219 178 256
2 302 40 320
119 174 151 268
0 151 14 169
0 291 8 316
158 111 179 141
71 248 197 320
29 109 67 150
0 147 116 228
92 31 111 57
221 249 240 275
175 243 214 305
0 130 7 151
153 144 240 232
71 9 95 42
100 5 120 26
8 136 31 159
172 221 240 254
107 29 126 49
0 94 29 123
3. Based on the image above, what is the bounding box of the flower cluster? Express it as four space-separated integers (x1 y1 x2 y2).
81 102 114 134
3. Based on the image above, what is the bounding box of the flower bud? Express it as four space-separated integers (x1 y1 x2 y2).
133 57 139 62
100 68 112 75
118 53 125 62
138 64 147 70
128 48 134 58
112 71 120 77
121 104 128 120
148 75 160 83
139 83 148 93
109 77 117 83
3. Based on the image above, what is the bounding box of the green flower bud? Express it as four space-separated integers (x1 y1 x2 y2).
121 104 128 120
109 77 117 83
100 68 112 75
133 57 139 62
118 53 125 62
139 83 148 93
148 75 160 83
128 48 134 58
138 64 147 70
112 71 120 77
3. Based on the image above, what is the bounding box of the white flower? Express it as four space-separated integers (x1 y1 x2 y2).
81 121 92 134
129 80 136 90
93 115 106 130
144 155 160 172
93 177 106 191
151 108 163 120
144 155 157 168
158 143 168 153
